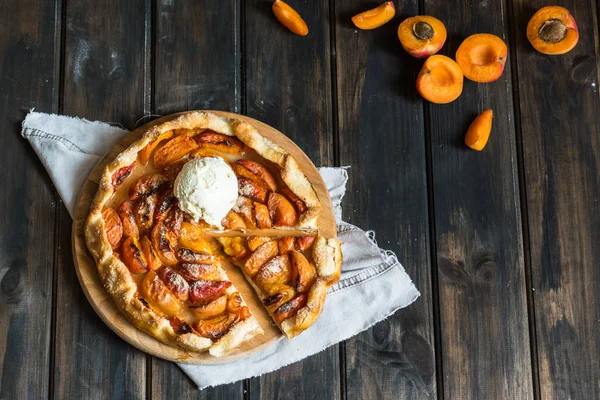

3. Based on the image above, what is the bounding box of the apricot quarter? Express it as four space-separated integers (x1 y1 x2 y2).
398 16 446 58
272 0 308 36
456 33 507 83
351 2 395 30
527 6 578 55
416 55 463 104
465 109 493 151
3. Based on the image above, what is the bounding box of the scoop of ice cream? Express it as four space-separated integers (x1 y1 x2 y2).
173 157 238 227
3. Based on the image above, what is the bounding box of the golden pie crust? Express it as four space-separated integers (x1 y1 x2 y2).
85 111 341 355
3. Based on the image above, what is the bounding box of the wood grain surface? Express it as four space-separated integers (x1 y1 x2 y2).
1 0 600 399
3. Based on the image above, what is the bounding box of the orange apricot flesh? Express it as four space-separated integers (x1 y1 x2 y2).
398 16 447 58
527 6 578 55
351 2 395 30
456 33 507 83
465 109 493 151
416 55 464 104
272 0 308 36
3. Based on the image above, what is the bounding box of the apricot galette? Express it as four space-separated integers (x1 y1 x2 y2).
85 111 342 356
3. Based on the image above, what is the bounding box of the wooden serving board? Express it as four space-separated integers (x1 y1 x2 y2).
72 111 336 364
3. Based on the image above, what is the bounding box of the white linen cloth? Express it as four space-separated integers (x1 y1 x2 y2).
22 111 420 390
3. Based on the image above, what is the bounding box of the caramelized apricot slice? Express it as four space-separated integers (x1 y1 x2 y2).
268 192 298 227
190 147 229 160
102 207 123 249
465 109 493 151
169 317 194 335
273 294 307 323
156 266 190 302
121 236 148 274
416 55 463 104
351 1 395 30
153 135 198 169
233 160 277 191
527 6 578 55
398 16 446 58
151 222 178 266
193 312 238 339
234 196 257 228
176 248 217 264
280 187 307 213
153 190 177 224
140 270 183 317
129 174 171 201
272 0 308 36
290 250 316 292
112 162 135 188
221 210 247 230
179 222 219 254
278 236 295 253
253 202 273 229
195 132 245 155
134 193 158 233
243 240 279 277
138 131 173 165
177 263 220 281
254 255 291 290
226 292 244 313
238 178 269 204
117 200 139 238
246 236 272 252
189 280 232 305
295 235 315 251
262 284 296 311
190 295 228 319
140 236 162 270
456 34 507 83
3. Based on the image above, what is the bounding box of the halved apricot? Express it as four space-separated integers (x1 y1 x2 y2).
121 236 148 274
156 266 190 302
398 16 446 58
190 295 228 320
129 174 171 201
253 202 273 229
221 210 247 230
416 55 463 104
140 236 162 271
273 294 307 323
138 131 173 165
140 270 183 317
117 200 139 238
268 192 298 227
465 109 493 151
238 178 269 204
272 0 308 36
193 312 238 339
195 132 246 155
243 240 279 277
527 6 578 55
351 1 395 30
280 187 307 214
153 135 198 169
456 33 507 83
189 280 232 306
233 160 277 191
102 207 123 249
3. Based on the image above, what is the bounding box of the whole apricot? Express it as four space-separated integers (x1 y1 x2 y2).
465 109 493 151
398 16 447 58
416 55 464 104
456 33 507 83
527 6 578 55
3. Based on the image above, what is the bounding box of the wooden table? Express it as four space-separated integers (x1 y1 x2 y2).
1 1 598 399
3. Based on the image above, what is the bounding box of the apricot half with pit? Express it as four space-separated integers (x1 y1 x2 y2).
416 55 464 104
527 6 578 55
456 33 507 83
398 16 447 58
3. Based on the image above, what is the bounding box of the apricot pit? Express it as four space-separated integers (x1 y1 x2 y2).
398 16 447 58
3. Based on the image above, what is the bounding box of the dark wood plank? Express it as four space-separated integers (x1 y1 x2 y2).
53 1 150 398
333 1 437 399
422 1 534 398
511 1 600 398
150 1 243 398
0 1 59 399
244 1 339 399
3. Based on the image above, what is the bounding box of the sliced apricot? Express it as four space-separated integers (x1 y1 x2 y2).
189 280 232 305
156 266 190 302
246 236 272 252
280 187 307 214
527 6 578 55
193 312 238 339
129 174 171 201
140 270 183 317
153 190 176 224
295 235 315 251
117 200 139 238
190 294 227 319
175 248 217 264
273 294 307 323
278 236 295 254
254 255 291 290
226 292 244 313
221 210 247 230
289 250 316 292
233 196 257 228
233 160 277 191
134 193 158 233
121 236 148 274
102 207 123 249
151 222 178 266
268 192 298 227
138 130 173 165
262 284 296 311
112 162 135 188
253 202 273 229
195 132 245 155
272 0 308 36
177 263 220 281
179 222 219 254
398 16 446 58
416 55 463 104
140 236 162 271
465 109 493 151
153 135 198 169
238 178 269 204
351 1 395 30
456 33 507 83
243 240 279 277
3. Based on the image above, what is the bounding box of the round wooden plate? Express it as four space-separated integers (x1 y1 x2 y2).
72 111 336 364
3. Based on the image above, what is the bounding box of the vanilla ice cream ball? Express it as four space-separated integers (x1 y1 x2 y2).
173 157 238 227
